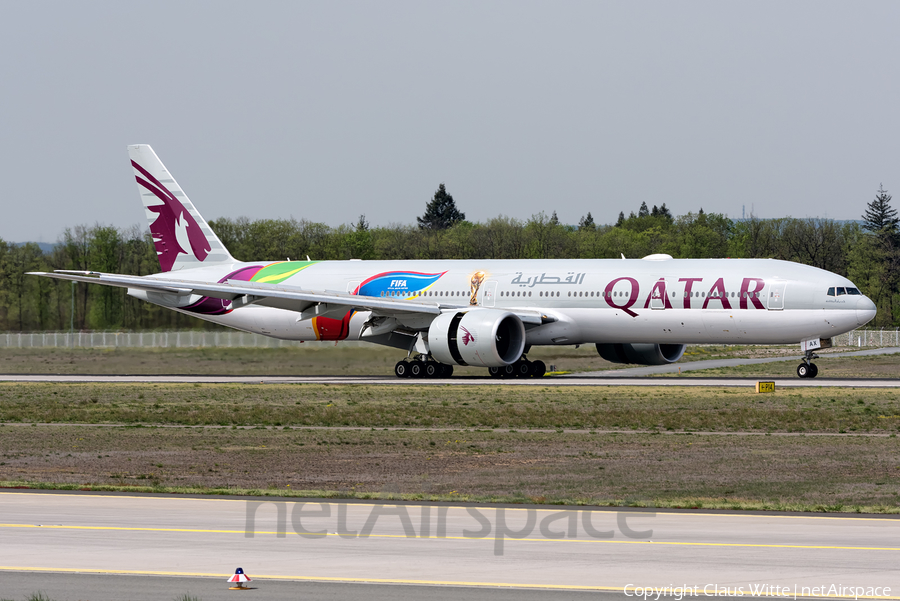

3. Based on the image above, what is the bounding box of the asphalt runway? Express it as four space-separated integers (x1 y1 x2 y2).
3 374 900 388
1 491 898 600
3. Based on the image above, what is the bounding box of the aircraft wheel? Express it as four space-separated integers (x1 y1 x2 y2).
796 363 810 378
531 360 547 378
488 366 503 378
501 364 517 378
394 361 411 378
515 360 532 378
409 361 425 378
424 362 440 378
441 364 454 378
808 363 818 378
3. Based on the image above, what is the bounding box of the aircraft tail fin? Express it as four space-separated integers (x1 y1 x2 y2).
128 144 235 272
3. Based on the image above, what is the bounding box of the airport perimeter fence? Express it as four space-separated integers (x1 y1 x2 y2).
0 329 897 350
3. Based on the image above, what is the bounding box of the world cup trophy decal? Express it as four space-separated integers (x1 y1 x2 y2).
469 270 487 305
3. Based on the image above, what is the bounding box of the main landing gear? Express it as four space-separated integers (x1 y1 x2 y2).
393 355 546 379
797 350 819 379
488 357 547 379
395 356 454 379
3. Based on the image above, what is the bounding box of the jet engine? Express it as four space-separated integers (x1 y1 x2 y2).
429 309 526 368
595 343 686 365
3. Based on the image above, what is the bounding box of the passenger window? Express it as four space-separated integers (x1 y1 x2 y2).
827 287 835 296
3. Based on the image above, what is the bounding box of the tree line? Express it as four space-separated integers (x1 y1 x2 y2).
1 186 897 331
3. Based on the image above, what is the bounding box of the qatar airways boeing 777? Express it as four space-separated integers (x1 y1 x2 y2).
30 145 877 379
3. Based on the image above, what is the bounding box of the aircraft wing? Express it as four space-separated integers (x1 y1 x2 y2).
29 270 551 325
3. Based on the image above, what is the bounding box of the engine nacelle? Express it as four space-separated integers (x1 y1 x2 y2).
595 343 686 365
429 309 526 368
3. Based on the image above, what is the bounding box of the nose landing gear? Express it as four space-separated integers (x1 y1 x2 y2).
797 350 819 379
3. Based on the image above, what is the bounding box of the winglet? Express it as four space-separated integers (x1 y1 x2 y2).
128 145 234 272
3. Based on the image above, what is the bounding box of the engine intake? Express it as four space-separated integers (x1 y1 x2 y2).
595 343 686 365
429 309 526 368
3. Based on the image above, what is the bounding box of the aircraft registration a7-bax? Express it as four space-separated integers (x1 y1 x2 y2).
31 145 877 379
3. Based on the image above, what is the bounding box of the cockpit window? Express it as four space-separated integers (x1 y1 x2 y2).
828 286 862 297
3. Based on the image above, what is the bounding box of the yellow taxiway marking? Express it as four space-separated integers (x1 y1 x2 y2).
1 523 899 552
2 491 899 523
0 567 898 599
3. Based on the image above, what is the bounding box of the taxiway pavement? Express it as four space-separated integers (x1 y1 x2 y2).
0 491 898 598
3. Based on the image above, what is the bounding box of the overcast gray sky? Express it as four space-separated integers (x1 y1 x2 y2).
2 1 899 243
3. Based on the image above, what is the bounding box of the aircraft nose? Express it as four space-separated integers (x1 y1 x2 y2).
856 296 877 326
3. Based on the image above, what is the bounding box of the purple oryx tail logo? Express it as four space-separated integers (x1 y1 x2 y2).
132 160 210 272
460 326 475 346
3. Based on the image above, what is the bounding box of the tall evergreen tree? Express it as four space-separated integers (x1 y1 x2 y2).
578 212 595 231
862 185 899 236
549 211 560 226
615 211 625 227
638 202 650 218
417 183 465 230
658 203 673 221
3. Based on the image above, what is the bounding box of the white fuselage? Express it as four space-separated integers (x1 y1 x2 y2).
140 257 875 348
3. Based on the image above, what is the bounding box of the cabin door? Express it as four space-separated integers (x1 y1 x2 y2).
650 279 667 309
767 281 786 310
482 281 498 307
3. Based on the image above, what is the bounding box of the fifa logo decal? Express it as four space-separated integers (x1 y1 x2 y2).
460 326 475 346
469 271 486 305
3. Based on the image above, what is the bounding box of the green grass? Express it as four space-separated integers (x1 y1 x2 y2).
1 382 898 433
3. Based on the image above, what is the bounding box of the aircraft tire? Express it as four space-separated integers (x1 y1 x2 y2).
515 360 532 378
394 361 411 378
796 363 809 378
441 364 454 378
410 362 425 378
501 364 517 378
808 363 818 378
424 362 440 378
531 360 546 378
488 366 503 378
